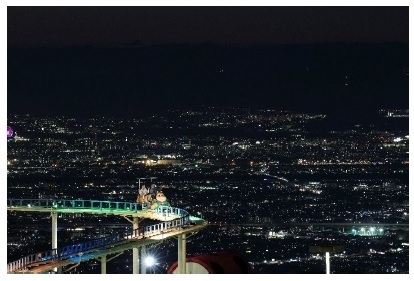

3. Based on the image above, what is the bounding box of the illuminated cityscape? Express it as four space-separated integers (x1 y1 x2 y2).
7 108 408 273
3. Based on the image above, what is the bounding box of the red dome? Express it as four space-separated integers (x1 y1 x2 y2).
167 251 252 274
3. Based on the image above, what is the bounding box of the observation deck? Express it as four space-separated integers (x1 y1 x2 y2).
7 198 207 274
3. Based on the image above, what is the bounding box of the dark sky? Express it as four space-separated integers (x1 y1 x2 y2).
8 6 409 47
7 6 409 118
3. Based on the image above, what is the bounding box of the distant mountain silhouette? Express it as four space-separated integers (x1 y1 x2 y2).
8 42 408 118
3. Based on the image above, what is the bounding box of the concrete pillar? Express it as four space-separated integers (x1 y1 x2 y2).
101 255 107 274
133 217 140 274
52 212 57 249
141 245 147 274
178 235 182 273
182 233 187 274
51 212 58 273
133 248 139 274
326 252 330 274
133 217 139 235
177 233 187 274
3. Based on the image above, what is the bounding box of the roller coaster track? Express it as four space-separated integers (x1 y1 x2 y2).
7 199 207 274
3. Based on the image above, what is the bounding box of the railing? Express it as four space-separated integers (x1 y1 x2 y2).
7 199 146 213
7 199 191 273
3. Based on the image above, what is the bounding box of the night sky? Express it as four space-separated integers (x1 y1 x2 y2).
7 6 409 47
7 5 409 117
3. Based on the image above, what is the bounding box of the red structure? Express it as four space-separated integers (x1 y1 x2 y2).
167 251 252 274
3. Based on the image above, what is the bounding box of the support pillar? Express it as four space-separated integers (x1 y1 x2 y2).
310 245 342 274
101 255 107 274
51 212 58 273
177 233 186 274
326 252 330 274
133 248 139 274
133 217 139 235
52 212 57 249
141 245 147 274
133 217 139 274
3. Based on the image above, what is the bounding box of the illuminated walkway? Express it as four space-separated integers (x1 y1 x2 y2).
7 199 207 274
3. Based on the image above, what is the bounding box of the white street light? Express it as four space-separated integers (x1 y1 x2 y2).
145 256 155 267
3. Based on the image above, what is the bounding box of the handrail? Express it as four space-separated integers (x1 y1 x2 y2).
7 199 146 213
7 199 192 273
